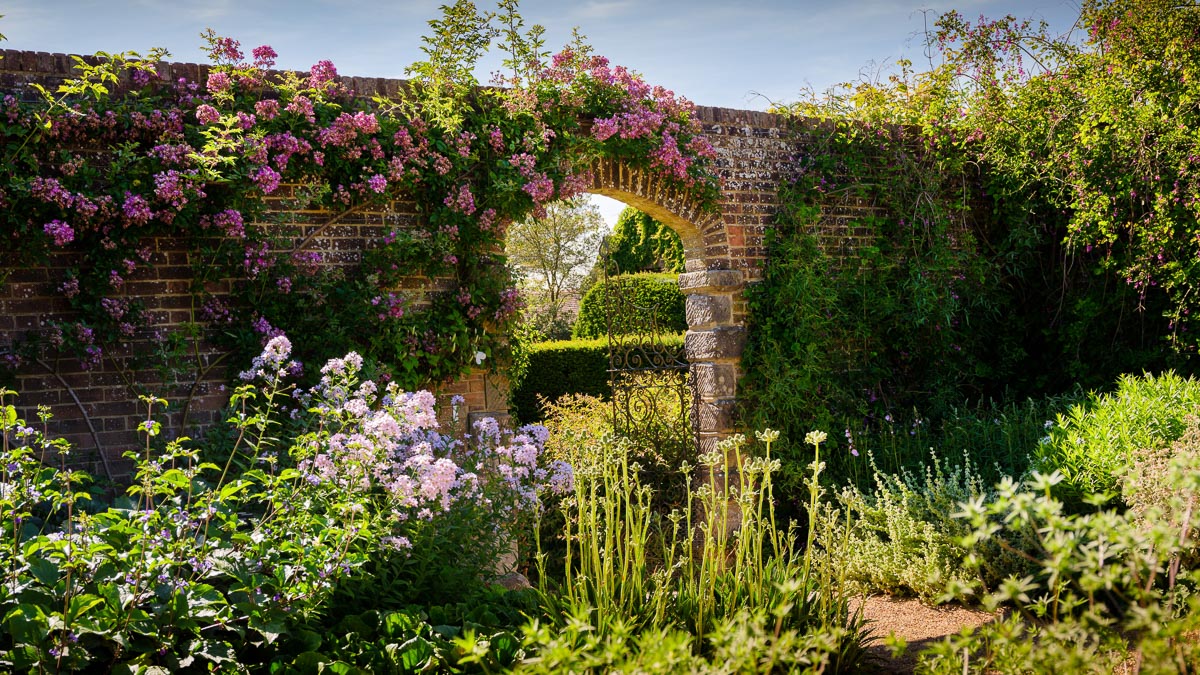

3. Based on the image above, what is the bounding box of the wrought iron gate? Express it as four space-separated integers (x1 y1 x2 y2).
600 241 696 457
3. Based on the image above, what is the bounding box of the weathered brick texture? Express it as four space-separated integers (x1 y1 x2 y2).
0 50 881 475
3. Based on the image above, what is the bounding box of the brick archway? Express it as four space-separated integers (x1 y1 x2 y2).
588 158 746 453
0 51 813 472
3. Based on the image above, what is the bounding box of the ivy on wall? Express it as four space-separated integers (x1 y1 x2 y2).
0 1 719 402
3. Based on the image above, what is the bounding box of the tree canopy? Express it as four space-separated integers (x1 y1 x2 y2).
506 198 605 338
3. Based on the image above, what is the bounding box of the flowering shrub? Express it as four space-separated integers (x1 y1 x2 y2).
0 337 565 670
0 2 719 403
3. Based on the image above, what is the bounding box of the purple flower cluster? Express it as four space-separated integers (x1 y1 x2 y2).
308 60 339 92
243 241 274 277
444 184 476 215
207 71 232 95
59 277 79 298
43 220 74 246
371 292 406 321
252 166 281 194
252 45 278 69
153 170 205 211
285 95 316 123
201 296 233 324
122 193 153 225
251 315 286 342
196 104 220 125
201 209 246 238
255 99 280 120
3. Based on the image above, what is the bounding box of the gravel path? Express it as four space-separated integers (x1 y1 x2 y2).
852 596 1000 674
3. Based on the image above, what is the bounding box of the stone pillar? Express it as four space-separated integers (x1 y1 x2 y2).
679 269 745 456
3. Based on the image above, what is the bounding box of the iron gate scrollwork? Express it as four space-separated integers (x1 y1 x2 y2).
600 240 697 458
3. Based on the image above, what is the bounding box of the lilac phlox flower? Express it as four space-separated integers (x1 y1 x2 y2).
407 453 459 511
100 297 127 320
342 398 370 418
208 35 243 63
547 460 575 495
356 380 378 399
285 95 316 122
364 412 404 451
443 183 476 214
43 220 74 246
154 170 204 209
473 416 501 443
386 474 418 507
511 441 539 468
519 423 549 447
59 277 80 298
382 536 412 551
395 390 438 430
261 335 292 368
252 166 282 194
522 174 554 203
202 209 245 238
367 174 387 193
123 193 153 225
301 453 337 485
508 152 537 178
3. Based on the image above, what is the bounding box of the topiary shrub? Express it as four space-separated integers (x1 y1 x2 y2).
1032 371 1200 510
572 272 686 339
509 334 686 423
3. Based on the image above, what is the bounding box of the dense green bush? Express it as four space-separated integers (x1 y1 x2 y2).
509 334 685 423
572 273 686 340
1032 371 1200 509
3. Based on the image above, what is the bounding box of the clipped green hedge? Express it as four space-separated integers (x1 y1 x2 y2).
572 272 686 340
510 334 686 422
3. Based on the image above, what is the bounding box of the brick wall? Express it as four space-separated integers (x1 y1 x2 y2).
0 49 882 475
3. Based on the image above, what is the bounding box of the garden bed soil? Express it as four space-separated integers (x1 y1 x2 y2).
852 596 1000 674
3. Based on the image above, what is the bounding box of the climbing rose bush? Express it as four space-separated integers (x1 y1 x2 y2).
0 13 720 399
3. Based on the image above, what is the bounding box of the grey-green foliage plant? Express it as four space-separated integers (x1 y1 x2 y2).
919 468 1200 674
1032 371 1200 509
824 450 1037 603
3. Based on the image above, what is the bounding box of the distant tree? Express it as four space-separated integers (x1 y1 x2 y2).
604 207 684 275
506 197 605 338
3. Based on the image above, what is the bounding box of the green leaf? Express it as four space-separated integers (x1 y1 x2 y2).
397 635 434 671
28 557 59 587
5 603 49 644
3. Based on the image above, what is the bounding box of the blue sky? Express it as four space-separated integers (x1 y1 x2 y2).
1 0 1083 223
